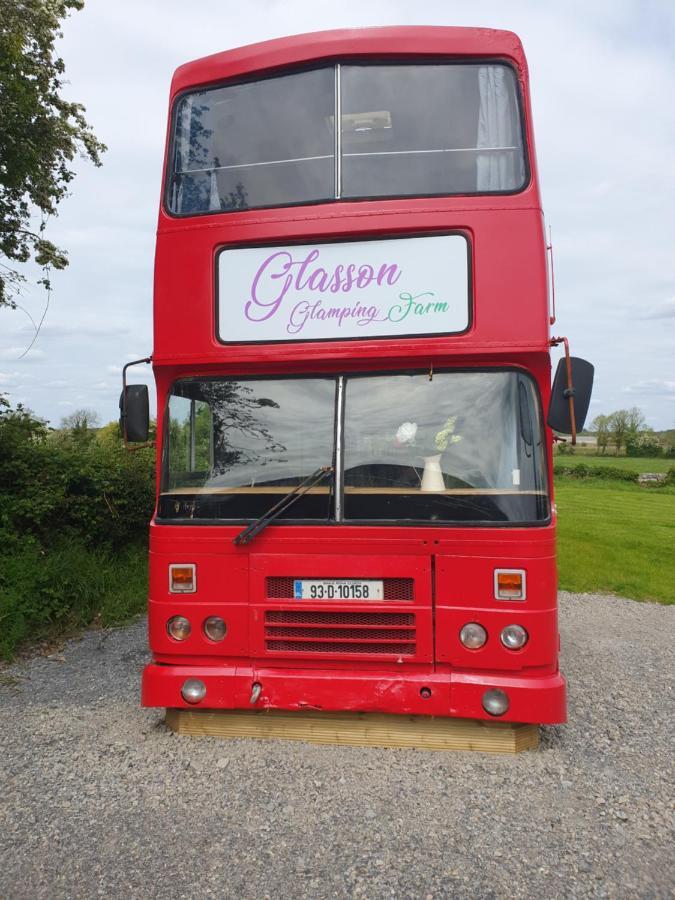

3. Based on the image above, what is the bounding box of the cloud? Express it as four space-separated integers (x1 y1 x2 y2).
623 379 675 397
642 298 675 320
0 347 46 361
588 180 612 197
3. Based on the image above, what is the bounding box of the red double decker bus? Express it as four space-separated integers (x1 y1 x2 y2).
123 27 593 724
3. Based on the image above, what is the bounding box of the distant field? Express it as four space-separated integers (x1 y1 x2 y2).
556 479 675 604
554 455 673 473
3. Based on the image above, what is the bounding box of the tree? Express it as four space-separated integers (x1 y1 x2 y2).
608 410 630 455
626 406 646 436
592 414 610 455
0 0 106 307
60 407 99 444
0 394 48 447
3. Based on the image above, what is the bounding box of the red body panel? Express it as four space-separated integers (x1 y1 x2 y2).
142 27 565 724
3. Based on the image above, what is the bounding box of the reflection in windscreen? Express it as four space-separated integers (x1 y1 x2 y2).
159 372 549 524
161 379 335 520
343 372 548 523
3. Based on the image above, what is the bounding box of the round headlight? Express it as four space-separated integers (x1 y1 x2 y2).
459 622 487 649
482 688 509 716
203 616 227 642
167 615 191 641
181 679 206 704
500 624 528 650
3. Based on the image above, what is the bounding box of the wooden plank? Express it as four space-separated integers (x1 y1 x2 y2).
165 708 539 754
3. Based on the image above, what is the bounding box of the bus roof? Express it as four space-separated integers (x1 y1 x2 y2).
171 26 528 97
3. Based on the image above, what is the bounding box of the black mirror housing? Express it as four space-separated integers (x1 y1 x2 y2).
547 357 594 435
119 384 149 443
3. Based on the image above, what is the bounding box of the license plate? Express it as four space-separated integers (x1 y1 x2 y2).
293 579 384 601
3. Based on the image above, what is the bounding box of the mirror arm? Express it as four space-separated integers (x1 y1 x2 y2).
122 356 154 451
550 336 577 444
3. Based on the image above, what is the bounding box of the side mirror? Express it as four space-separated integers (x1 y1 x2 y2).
119 385 149 443
548 357 594 435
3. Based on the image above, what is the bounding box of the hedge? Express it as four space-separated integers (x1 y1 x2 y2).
0 402 155 658
554 463 675 486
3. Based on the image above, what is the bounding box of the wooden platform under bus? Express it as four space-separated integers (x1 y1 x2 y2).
165 708 540 754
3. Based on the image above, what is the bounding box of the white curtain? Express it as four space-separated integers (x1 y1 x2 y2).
476 67 524 191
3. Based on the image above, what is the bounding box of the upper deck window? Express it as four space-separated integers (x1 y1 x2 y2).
170 67 335 214
340 64 525 198
168 62 526 216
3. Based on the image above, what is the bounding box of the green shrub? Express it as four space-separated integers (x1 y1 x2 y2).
0 402 154 550
553 463 639 483
555 441 575 455
625 432 663 458
0 399 154 658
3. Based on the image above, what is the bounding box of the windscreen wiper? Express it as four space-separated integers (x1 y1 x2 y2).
233 466 333 546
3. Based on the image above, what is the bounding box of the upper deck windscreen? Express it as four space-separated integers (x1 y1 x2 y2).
167 62 527 215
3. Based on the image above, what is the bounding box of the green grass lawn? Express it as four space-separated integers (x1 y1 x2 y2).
554 454 673 473
556 478 675 604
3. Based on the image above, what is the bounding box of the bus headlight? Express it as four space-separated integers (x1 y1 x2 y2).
460 623 487 649
203 616 227 642
500 624 528 650
167 615 191 641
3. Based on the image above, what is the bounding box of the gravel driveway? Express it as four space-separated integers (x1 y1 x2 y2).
0 592 672 899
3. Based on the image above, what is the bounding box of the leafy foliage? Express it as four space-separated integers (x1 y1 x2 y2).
0 402 154 550
625 430 662 458
0 0 106 306
0 399 154 657
0 541 147 660
553 463 639 483
591 414 610 454
607 407 645 455
585 407 671 457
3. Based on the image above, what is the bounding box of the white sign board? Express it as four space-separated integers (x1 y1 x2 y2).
217 234 469 343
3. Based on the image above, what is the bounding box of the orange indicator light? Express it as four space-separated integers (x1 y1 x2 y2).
169 564 196 593
494 569 526 600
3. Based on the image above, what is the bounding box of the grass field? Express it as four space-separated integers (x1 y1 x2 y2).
556 478 675 604
554 454 674 473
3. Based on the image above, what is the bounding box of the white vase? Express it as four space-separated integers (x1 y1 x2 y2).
420 454 445 492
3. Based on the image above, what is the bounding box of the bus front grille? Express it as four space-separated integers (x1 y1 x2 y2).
264 610 416 656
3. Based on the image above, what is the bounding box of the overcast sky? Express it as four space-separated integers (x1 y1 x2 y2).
1 0 673 428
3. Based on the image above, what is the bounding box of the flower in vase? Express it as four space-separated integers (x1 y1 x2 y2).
434 416 463 452
395 417 462 456
395 421 418 446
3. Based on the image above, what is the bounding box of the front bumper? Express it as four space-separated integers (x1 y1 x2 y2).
142 664 566 724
